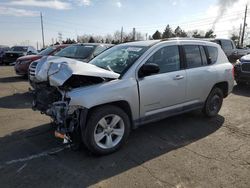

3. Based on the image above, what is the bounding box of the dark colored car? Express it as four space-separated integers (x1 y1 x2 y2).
15 44 69 76
2 46 37 65
0 45 10 64
54 43 114 62
234 55 250 85
210 39 250 63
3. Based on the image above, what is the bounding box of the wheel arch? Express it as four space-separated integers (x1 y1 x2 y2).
84 100 134 129
211 81 229 98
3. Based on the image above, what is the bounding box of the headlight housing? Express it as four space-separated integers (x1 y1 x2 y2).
235 59 241 66
48 63 62 76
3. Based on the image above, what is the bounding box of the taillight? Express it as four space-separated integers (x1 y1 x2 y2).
232 66 235 78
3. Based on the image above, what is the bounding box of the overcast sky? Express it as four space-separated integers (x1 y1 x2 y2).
0 0 249 48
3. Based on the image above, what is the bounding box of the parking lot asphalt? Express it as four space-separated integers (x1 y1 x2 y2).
0 66 249 188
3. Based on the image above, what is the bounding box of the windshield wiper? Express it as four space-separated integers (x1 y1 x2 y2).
107 65 114 72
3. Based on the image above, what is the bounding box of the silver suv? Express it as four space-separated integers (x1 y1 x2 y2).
31 39 234 155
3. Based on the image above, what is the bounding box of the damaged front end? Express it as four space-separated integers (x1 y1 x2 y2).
47 100 85 146
30 57 119 146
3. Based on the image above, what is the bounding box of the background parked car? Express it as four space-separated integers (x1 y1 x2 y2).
234 54 250 85
15 44 69 76
2 46 37 65
54 43 114 62
210 39 250 63
0 45 10 64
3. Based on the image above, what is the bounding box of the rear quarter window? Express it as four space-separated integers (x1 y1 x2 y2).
206 46 218 64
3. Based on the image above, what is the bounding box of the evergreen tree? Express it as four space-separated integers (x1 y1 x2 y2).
192 30 203 38
152 30 162 39
205 29 216 38
162 25 174 38
88 36 95 43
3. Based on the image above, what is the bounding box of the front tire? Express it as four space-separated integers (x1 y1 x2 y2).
84 105 131 155
203 88 223 117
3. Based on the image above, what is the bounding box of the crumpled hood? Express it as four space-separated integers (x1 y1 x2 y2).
35 56 119 87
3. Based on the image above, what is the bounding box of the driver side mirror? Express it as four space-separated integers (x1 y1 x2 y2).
138 63 160 78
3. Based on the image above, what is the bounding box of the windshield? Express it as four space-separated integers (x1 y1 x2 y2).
90 45 148 74
39 46 56 56
10 46 28 52
55 45 96 59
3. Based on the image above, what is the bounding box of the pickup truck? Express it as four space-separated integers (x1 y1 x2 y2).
210 38 250 63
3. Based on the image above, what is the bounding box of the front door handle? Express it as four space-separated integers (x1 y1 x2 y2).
173 75 184 80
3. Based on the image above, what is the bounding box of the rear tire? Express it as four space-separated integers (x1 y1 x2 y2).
203 87 223 117
84 105 131 155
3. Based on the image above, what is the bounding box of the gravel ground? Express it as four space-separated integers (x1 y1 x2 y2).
0 66 249 188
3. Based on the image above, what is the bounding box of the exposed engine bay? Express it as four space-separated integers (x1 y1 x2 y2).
30 57 119 146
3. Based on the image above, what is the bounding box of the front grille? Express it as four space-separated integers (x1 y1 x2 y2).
5 53 21 58
29 61 38 80
241 63 250 72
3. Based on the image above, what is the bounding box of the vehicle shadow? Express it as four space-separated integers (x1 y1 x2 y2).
0 92 32 109
0 76 27 83
0 112 224 187
232 84 250 97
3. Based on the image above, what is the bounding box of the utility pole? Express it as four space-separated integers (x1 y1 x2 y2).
40 12 45 48
241 5 247 47
120 26 123 43
58 32 62 44
132 28 136 41
238 24 242 47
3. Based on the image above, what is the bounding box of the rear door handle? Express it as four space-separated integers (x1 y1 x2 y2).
173 75 184 80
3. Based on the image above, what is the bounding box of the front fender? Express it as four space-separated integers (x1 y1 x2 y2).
67 78 140 120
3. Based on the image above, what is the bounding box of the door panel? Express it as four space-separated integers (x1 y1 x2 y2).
183 45 217 103
138 70 187 117
186 66 217 102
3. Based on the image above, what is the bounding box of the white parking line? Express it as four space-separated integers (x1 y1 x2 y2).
1 145 69 168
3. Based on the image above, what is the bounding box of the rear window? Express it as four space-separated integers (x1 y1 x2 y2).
206 46 218 64
55 45 96 59
39 46 56 56
221 40 233 50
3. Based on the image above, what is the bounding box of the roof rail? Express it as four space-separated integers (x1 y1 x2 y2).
160 37 216 42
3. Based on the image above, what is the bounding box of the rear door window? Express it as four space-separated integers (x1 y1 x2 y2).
206 46 218 64
183 45 202 68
